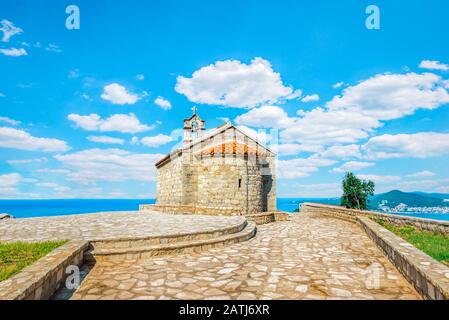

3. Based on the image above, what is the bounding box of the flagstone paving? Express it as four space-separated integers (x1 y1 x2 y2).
0 211 245 242
67 213 420 300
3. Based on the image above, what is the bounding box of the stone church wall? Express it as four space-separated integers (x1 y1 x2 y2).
195 156 252 212
156 156 184 205
155 125 277 215
156 152 276 215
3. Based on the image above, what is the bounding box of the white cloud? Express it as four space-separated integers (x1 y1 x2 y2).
375 177 449 194
45 44 61 53
0 20 23 42
271 143 322 156
235 106 294 128
363 132 449 160
7 157 47 164
332 82 345 89
327 72 449 121
154 96 172 110
0 172 21 196
68 69 79 78
0 116 21 126
235 69 449 178
55 148 164 184
357 174 401 183
278 157 336 179
436 186 449 194
36 182 70 193
0 173 21 186
278 163 318 179
234 70 449 167
407 170 436 178
330 161 375 174
235 105 380 149
217 117 230 123
443 80 449 89
283 183 340 198
175 57 301 108
101 83 140 105
394 179 439 191
140 134 174 148
87 135 125 145
136 74 145 81
301 94 320 102
68 113 154 134
235 125 273 146
0 127 69 152
36 168 70 174
68 114 101 131
0 47 27 57
282 107 381 145
317 144 361 160
419 60 449 71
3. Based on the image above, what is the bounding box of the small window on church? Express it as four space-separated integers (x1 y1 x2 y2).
238 178 242 188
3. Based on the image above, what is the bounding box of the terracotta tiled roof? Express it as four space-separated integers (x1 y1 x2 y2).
196 141 267 158
155 123 275 168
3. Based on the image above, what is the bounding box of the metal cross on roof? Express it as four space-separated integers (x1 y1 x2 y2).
191 106 198 114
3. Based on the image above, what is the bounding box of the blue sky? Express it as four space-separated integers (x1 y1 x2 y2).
1 0 449 199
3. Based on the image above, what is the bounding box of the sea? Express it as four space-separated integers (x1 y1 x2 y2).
1 198 448 221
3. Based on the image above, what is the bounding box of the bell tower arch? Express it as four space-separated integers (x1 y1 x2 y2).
183 106 206 145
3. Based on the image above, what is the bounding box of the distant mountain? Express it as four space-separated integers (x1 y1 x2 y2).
369 190 447 209
414 192 449 200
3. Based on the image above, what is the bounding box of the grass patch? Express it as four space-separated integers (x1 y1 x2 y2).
0 240 67 282
375 219 449 265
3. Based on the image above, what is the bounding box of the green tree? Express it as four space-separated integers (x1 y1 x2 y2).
340 172 375 210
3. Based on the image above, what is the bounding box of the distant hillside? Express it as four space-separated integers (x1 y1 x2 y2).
369 190 447 209
414 192 449 200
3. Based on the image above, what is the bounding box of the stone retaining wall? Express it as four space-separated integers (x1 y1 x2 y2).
0 240 88 300
140 204 243 216
358 217 449 300
301 202 449 235
245 211 290 225
140 204 290 223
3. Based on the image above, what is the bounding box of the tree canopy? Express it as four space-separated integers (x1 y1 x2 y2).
340 172 375 210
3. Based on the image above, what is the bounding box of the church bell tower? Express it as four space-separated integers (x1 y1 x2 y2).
183 106 206 146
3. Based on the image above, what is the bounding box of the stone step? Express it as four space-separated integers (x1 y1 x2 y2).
84 221 257 264
89 219 248 250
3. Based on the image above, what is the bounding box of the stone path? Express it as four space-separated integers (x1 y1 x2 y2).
67 213 420 300
0 211 245 242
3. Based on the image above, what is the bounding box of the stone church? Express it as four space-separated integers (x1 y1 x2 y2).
151 108 276 216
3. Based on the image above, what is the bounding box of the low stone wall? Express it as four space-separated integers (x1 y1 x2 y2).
0 240 89 300
301 202 449 235
245 211 290 225
141 204 290 224
140 204 244 216
274 211 290 222
246 212 275 225
358 217 449 300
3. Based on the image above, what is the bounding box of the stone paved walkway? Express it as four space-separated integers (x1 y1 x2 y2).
0 211 245 242
68 213 420 300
